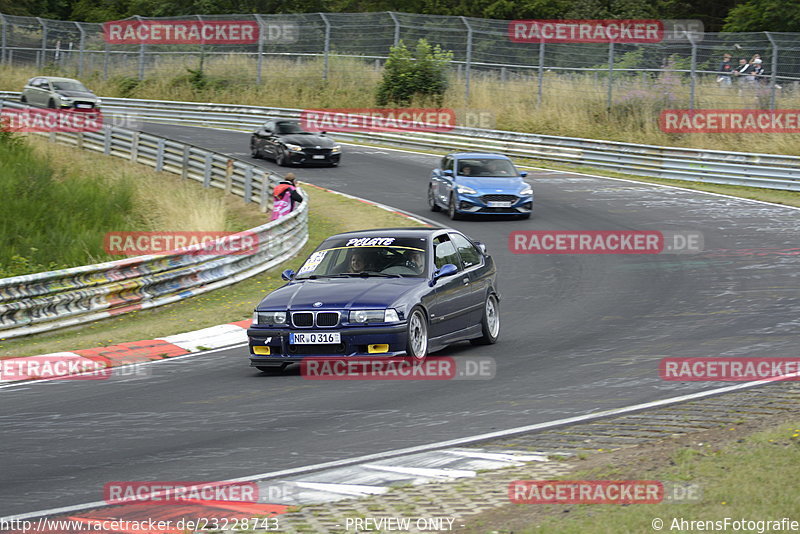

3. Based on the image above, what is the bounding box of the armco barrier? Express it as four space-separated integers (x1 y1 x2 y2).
0 99 308 339
2 92 796 191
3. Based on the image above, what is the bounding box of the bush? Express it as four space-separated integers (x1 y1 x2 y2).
376 39 453 107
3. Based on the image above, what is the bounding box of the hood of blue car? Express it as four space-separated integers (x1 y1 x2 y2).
455 176 526 194
258 277 420 311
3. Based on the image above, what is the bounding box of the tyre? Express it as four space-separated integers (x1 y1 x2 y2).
447 193 461 220
250 143 261 159
405 307 429 362
518 212 531 220
471 293 500 345
20 95 27 103
47 98 56 109
428 185 441 212
276 148 289 166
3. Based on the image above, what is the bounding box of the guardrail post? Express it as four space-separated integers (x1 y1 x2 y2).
765 32 779 110
75 131 83 150
36 17 47 69
155 138 165 171
688 33 697 111
0 14 7 65
203 153 212 187
320 13 330 81
243 167 253 203
606 41 614 111
537 40 545 107
75 21 85 77
103 127 112 154
131 131 139 162
225 159 234 193
255 14 266 84
461 16 473 102
181 145 190 179
388 12 400 47
259 173 270 213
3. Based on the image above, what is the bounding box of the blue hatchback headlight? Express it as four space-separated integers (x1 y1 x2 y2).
520 185 533 196
455 185 478 195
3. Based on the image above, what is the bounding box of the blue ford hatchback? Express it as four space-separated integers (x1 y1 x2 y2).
428 153 533 219
248 227 500 372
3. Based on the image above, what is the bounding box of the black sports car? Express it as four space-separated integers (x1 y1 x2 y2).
250 119 341 167
248 227 500 371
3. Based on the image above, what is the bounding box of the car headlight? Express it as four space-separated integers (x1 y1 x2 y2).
253 311 287 325
59 96 73 102
349 309 399 323
520 186 533 196
455 185 477 195
284 143 303 152
331 145 341 153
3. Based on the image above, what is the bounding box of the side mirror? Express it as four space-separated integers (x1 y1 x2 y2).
281 269 295 281
474 241 488 255
520 171 528 178
428 263 458 286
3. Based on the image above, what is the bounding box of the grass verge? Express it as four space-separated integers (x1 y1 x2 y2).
460 417 800 533
0 184 423 358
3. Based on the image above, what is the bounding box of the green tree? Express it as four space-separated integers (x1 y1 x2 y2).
376 38 453 107
723 0 800 32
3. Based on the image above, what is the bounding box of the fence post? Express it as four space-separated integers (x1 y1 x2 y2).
0 14 7 65
103 127 112 154
388 11 400 47
461 16 472 102
255 14 265 84
689 33 697 111
765 31 778 110
131 131 140 162
75 21 85 77
259 173 270 212
225 159 234 193
155 138 165 171
36 17 47 69
537 40 545 107
319 13 330 81
181 145 190 179
244 166 253 203
203 153 212 187
606 41 614 111
134 16 145 80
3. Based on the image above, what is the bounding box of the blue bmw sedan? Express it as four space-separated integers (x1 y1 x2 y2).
428 153 533 220
248 227 500 372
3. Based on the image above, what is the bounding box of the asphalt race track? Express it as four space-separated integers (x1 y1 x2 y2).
1 123 798 517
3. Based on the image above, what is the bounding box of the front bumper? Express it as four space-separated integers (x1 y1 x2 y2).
454 193 533 215
248 323 407 365
286 149 341 166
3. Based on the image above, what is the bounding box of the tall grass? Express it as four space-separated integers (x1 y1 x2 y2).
3 56 798 154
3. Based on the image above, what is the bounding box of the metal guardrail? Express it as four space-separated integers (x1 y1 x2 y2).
7 92 792 191
0 98 308 339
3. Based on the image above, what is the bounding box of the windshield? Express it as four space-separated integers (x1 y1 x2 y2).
275 122 306 134
51 81 90 92
457 158 518 177
295 236 428 278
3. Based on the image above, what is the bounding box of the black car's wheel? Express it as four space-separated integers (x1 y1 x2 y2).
47 98 56 109
428 185 441 212
518 212 531 220
405 307 429 362
20 95 27 103
276 148 289 166
471 293 500 345
250 143 261 159
328 161 339 167
447 193 461 220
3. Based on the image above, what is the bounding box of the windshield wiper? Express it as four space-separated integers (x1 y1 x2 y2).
344 271 401 278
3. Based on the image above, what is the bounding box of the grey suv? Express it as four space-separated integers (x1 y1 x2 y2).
20 77 101 110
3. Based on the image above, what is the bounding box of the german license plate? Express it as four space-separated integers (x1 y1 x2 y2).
290 332 340 344
312 154 325 159
76 103 92 109
487 201 512 208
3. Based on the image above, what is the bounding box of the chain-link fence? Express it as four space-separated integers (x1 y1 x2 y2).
2 12 800 111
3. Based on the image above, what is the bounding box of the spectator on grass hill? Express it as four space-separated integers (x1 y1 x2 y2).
717 53 733 86
270 172 303 221
752 57 765 83
733 58 751 81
